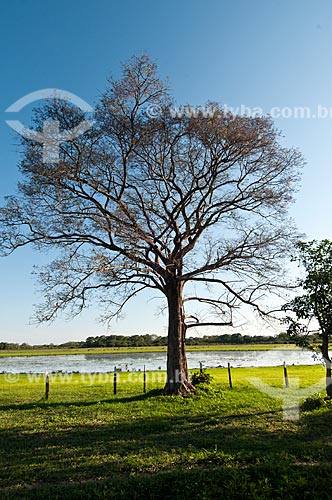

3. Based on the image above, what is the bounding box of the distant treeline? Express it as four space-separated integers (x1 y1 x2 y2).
85 332 292 348
0 332 297 350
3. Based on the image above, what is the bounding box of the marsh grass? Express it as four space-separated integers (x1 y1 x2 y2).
0 343 299 357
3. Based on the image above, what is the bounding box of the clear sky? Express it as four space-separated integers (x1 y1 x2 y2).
0 0 332 344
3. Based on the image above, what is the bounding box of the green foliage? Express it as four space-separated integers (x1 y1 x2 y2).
191 369 213 386
0 332 291 351
300 394 326 412
84 331 291 348
300 393 332 412
284 240 332 352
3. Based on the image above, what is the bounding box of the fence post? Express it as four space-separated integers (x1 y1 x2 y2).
45 371 49 399
283 361 289 388
199 362 203 374
227 362 233 389
113 366 117 395
143 365 146 393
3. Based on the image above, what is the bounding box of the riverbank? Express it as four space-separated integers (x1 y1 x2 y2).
0 364 330 499
0 343 299 357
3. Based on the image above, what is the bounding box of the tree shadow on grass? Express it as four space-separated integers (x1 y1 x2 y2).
0 388 162 411
0 408 329 476
1 409 332 500
4 464 332 500
1 397 332 499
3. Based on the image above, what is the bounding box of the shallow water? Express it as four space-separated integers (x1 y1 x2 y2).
0 349 322 374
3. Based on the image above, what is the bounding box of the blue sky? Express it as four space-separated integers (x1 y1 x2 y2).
0 0 332 344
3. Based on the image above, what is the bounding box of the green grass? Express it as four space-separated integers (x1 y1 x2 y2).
0 343 298 357
0 365 331 499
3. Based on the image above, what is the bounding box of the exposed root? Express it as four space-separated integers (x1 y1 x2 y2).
162 381 196 396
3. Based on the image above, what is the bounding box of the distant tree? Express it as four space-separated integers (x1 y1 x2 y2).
0 55 303 394
283 240 332 398
59 341 84 349
19 343 31 350
0 342 19 350
274 332 291 343
231 333 243 344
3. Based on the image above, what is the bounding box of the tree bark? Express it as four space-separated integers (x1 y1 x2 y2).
326 363 331 399
321 331 331 398
163 279 195 394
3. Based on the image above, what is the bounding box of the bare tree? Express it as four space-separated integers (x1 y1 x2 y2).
0 55 303 393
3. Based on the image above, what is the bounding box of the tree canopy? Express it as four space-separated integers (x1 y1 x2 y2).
283 240 332 397
0 55 303 393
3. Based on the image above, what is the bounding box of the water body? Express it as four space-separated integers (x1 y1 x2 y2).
0 349 322 374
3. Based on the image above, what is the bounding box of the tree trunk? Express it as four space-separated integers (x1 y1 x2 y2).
326 363 331 399
163 279 195 395
321 332 331 398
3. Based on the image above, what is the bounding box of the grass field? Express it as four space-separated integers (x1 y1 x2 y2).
0 343 299 357
0 364 331 499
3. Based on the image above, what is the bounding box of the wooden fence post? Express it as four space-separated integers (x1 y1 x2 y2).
199 362 203 374
143 365 146 393
283 362 289 388
227 362 233 389
45 371 49 399
113 366 117 395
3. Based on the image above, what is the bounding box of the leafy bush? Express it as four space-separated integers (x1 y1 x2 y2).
300 394 325 412
191 369 213 386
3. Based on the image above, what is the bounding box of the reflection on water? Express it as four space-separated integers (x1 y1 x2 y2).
0 349 322 374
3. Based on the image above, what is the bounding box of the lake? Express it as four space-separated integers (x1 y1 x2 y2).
0 349 323 374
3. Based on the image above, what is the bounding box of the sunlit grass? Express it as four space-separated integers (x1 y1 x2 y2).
0 365 331 499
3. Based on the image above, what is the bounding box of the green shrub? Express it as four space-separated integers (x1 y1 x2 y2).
191 369 213 386
300 394 325 412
